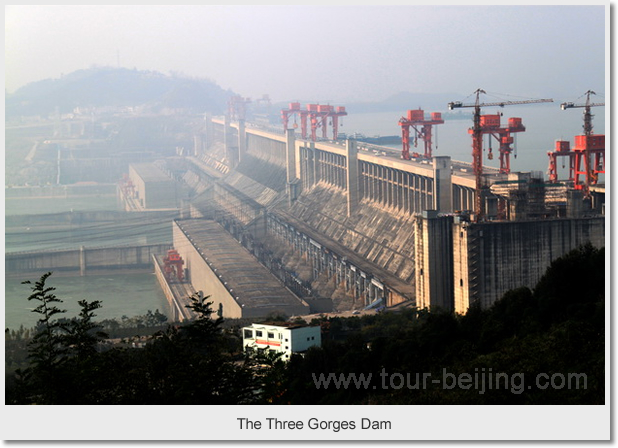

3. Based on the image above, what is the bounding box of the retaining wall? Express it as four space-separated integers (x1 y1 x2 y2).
6 243 172 277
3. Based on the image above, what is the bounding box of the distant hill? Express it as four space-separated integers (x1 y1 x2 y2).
6 67 233 118
271 91 464 117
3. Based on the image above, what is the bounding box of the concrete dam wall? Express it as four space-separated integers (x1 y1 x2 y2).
283 181 417 283
453 216 606 312
207 121 418 306
6 209 179 228
5 184 117 199
195 119 605 311
6 243 172 278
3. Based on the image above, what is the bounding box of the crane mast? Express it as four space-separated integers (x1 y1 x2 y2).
448 89 553 221
560 90 604 136
557 90 605 196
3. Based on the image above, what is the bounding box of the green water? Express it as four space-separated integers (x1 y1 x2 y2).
5 272 171 330
5 195 120 216
5 193 174 329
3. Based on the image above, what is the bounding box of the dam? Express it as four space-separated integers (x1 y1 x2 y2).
118 111 604 318
8 106 604 322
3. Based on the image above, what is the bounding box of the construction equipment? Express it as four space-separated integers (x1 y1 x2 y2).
330 106 347 140
281 102 302 134
468 114 526 174
228 95 252 121
560 90 604 135
163 249 185 282
398 109 444 160
547 140 576 183
281 102 347 141
448 89 553 221
557 90 605 196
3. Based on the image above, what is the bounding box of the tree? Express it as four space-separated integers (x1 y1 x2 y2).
61 299 108 358
15 272 69 403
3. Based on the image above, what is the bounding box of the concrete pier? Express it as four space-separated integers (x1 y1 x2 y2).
6 243 172 278
346 139 359 217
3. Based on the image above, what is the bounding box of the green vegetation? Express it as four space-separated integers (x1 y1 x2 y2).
5 273 267 404
5 244 604 404
274 244 605 404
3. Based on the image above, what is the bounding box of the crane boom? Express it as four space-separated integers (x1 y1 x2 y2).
560 90 604 110
448 89 553 221
449 98 554 109
561 102 605 110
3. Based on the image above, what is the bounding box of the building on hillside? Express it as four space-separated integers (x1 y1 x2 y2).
242 322 321 360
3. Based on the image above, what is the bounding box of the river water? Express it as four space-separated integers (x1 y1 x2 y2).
6 273 170 331
5 196 173 330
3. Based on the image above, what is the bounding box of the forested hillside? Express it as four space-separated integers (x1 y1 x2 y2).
6 67 231 118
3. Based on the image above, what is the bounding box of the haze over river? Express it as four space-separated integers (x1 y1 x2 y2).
5 105 605 329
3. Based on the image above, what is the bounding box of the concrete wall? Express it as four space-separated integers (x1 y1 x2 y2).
202 120 606 314
6 243 171 277
5 184 117 198
173 222 243 318
453 217 606 313
266 213 411 308
285 182 417 283
129 164 179 209
415 212 454 311
6 209 179 228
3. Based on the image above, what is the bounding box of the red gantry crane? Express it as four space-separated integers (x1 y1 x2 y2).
228 95 252 121
329 106 347 140
281 102 302 134
448 89 553 221
469 113 526 174
163 249 185 282
281 102 347 141
398 109 444 160
547 90 605 196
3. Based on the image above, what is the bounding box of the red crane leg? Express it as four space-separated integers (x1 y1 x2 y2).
332 116 339 140
401 125 410 160
300 113 308 139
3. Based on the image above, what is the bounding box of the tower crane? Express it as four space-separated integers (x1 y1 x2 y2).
448 89 553 221
558 90 605 195
560 90 604 135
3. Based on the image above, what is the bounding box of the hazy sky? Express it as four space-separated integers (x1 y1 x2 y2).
5 5 606 103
